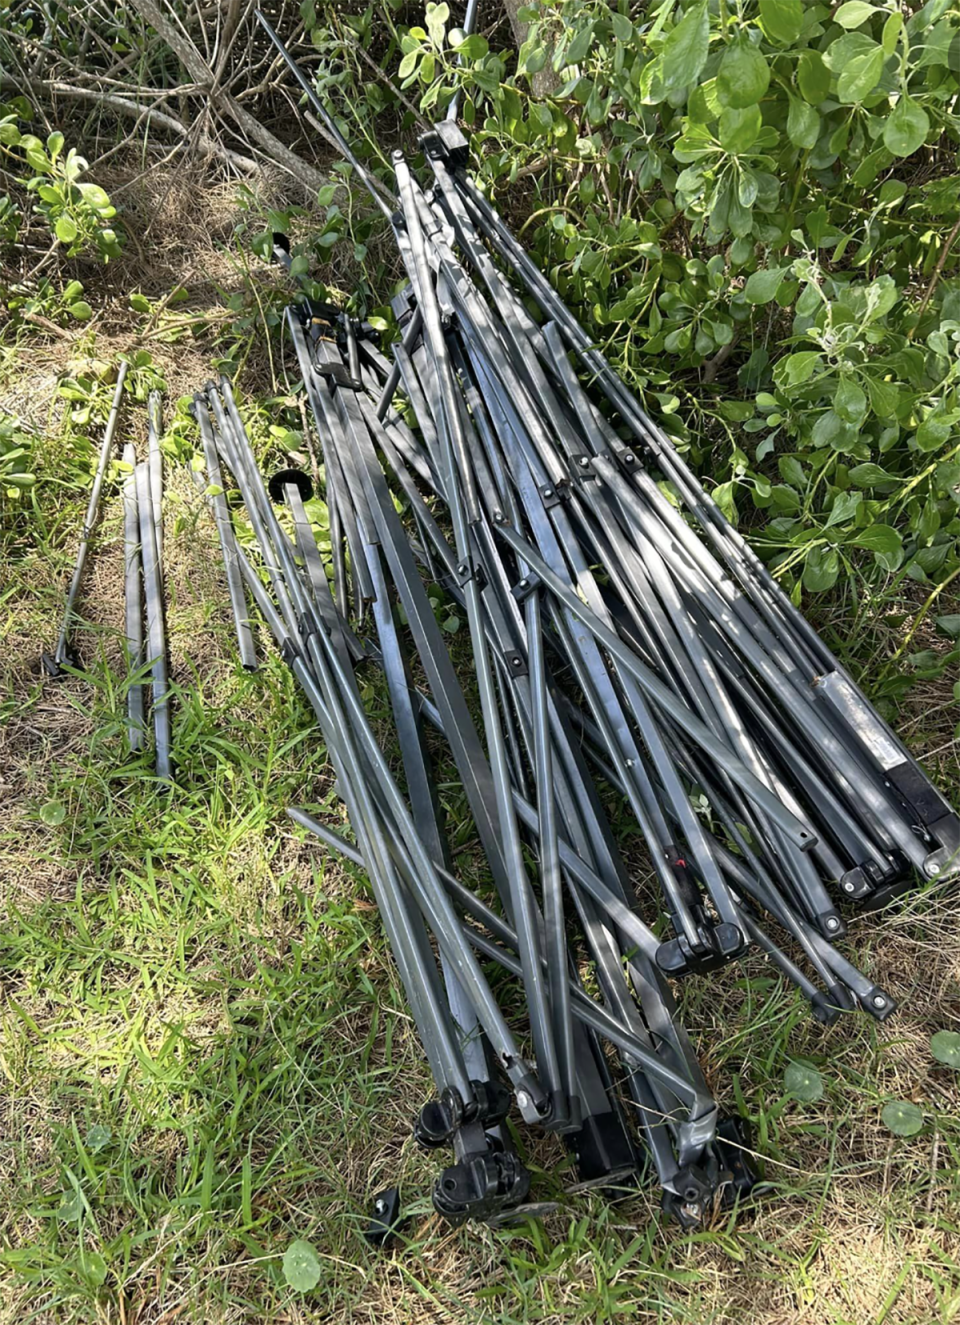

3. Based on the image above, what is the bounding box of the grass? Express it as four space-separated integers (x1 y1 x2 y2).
2 152 960 1325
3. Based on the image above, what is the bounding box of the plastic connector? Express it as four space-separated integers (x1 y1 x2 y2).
432 1147 531 1227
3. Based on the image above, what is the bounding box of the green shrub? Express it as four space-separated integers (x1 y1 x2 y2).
0 99 121 261
305 0 960 612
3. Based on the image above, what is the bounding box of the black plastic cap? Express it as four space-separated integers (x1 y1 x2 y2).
809 992 843 1026
715 1115 762 1208
268 468 313 505
816 911 848 941
41 645 78 677
364 1187 404 1249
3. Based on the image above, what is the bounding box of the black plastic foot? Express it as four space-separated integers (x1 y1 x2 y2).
656 922 745 976
364 1186 404 1249
432 1147 531 1227
860 877 919 913
414 1080 512 1150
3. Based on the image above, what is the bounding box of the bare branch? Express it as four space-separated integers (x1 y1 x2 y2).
0 77 260 173
125 0 329 193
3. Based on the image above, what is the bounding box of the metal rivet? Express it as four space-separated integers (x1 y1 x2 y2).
826 917 840 931
873 995 886 1009
517 1091 529 1109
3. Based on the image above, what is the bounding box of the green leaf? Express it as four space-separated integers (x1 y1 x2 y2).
317 183 337 206
611 11 634 41
57 1189 83 1222
784 1060 824 1102
797 49 829 103
853 524 902 570
566 23 596 66
834 377 867 425
865 376 899 417
719 105 762 153
883 96 929 157
812 409 858 450
803 545 840 591
661 2 710 91
930 1030 960 1068
882 11 903 53
881 1100 924 1137
55 215 77 244
282 1239 322 1293
849 462 897 486
39 800 66 826
823 31 879 71
917 418 951 450
68 301 93 321
837 45 884 103
77 182 111 211
717 37 770 109
834 1 877 28
852 523 901 553
85 1124 112 1153
759 0 803 44
78 1249 107 1287
744 266 786 304
397 50 418 77
825 489 862 527
787 96 820 149
778 456 806 487
425 1 449 45
129 292 151 313
936 615 960 638
779 351 822 385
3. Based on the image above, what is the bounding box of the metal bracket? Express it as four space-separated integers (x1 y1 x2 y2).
421 121 470 167
511 573 542 604
315 361 363 391
570 454 598 482
502 649 528 679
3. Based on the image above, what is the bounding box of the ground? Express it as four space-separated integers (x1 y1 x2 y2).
1 151 959 1325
